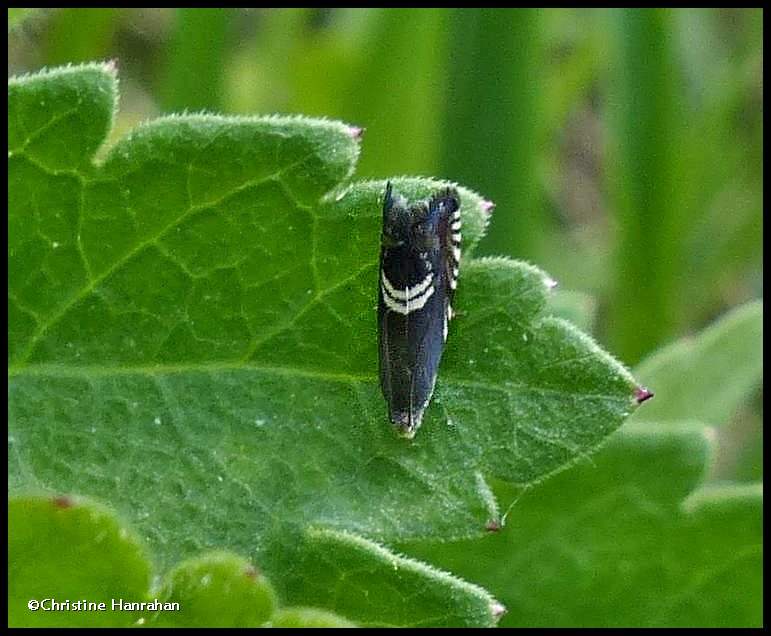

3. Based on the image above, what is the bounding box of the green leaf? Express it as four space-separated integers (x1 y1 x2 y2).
404 423 763 627
8 495 150 627
8 63 642 626
147 552 277 627
270 527 500 627
632 301 763 425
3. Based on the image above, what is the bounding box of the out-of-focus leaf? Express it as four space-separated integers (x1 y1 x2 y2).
9 495 363 627
632 301 762 426
146 552 277 627
8 495 150 627
404 423 763 627
270 607 356 628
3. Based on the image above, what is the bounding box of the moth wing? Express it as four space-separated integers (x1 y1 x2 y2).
397 265 442 435
428 187 461 340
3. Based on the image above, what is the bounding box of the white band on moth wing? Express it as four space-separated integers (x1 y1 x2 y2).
451 220 461 231
382 271 433 300
382 283 435 314
452 246 461 262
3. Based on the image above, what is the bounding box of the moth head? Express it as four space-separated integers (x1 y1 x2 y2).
412 186 461 251
409 204 440 251
381 181 409 248
381 183 457 252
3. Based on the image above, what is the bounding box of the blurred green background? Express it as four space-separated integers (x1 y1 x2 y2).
8 7 762 475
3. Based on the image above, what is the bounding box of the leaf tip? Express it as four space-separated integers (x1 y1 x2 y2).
485 519 502 533
633 386 654 404
490 601 507 620
346 125 365 141
243 564 259 580
481 199 495 215
52 494 74 509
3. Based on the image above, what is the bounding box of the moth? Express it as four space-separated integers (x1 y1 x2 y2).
378 182 461 438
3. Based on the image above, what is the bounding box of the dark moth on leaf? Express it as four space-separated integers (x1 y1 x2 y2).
378 183 462 438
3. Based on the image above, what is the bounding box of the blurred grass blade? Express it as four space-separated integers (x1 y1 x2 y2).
8 8 41 32
250 8 451 177
341 8 451 177
440 8 546 260
238 9 311 113
605 8 685 363
676 9 763 326
163 8 231 112
43 8 118 65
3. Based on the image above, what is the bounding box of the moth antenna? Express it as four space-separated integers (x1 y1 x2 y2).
383 181 394 222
